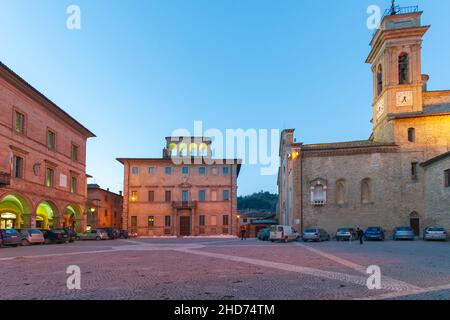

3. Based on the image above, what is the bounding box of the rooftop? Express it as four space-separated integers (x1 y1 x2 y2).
302 140 397 151
421 151 450 168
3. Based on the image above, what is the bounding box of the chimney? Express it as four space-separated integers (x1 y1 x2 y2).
119 191 123 196
422 74 429 92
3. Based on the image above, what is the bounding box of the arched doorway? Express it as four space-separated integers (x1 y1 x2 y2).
35 201 58 230
63 205 81 231
410 211 420 236
0 194 30 229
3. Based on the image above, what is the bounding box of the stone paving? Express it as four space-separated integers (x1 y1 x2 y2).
0 238 449 300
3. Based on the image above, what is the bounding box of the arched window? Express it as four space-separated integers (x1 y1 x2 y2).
178 143 188 157
408 128 415 142
361 178 372 204
377 65 383 96
336 179 346 205
399 53 410 85
310 179 327 206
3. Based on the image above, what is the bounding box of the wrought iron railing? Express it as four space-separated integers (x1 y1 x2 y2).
383 5 419 20
172 201 198 209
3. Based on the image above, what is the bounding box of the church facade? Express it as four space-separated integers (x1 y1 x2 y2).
278 9 450 237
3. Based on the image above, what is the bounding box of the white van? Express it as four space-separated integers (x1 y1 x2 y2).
270 225 300 243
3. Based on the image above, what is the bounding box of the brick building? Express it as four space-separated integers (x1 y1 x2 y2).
118 136 241 237
0 62 95 231
278 7 450 236
87 184 123 229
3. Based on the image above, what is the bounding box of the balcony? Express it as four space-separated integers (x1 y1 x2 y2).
172 201 197 209
0 172 11 187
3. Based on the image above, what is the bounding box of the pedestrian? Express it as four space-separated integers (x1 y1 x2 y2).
240 227 246 241
357 228 364 245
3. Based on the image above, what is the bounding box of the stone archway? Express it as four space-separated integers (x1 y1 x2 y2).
63 204 82 232
0 194 31 229
35 201 59 230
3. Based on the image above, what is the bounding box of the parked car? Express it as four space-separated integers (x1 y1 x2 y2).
101 227 120 240
63 228 77 243
336 228 357 241
423 227 448 241
0 229 21 247
269 225 300 243
364 227 385 241
302 228 330 242
257 228 270 241
77 230 109 241
393 227 416 240
42 229 69 244
17 228 45 246
119 230 129 239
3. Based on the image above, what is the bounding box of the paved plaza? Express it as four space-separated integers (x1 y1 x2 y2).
1 238 450 300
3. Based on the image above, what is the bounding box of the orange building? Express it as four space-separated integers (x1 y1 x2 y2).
87 184 123 229
118 137 241 237
0 62 95 231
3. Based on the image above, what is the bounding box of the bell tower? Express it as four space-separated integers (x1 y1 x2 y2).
366 2 430 142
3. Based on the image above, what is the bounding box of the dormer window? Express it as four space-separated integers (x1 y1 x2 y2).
399 53 410 85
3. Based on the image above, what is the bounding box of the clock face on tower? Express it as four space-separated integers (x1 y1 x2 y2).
396 91 413 107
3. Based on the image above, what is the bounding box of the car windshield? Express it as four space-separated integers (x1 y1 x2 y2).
5 229 19 235
304 229 317 233
52 230 66 234
337 228 349 232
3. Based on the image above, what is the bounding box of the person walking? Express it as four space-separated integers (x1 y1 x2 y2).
240 227 246 240
357 228 365 245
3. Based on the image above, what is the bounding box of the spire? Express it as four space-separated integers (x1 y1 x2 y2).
390 0 397 15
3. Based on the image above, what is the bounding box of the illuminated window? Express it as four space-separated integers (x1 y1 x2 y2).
47 130 56 150
131 191 137 202
45 168 54 188
14 111 25 134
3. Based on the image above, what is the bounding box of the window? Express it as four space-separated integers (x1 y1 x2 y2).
182 166 189 175
444 169 450 188
223 167 230 175
399 53 410 85
165 167 172 175
131 167 140 174
311 179 327 206
14 111 25 134
13 156 24 179
377 65 383 96
71 144 79 161
411 162 418 181
408 128 416 143
131 216 137 227
199 215 205 226
148 167 156 174
45 168 54 188
70 176 77 193
223 190 230 201
199 190 206 202
182 190 189 202
47 130 56 150
211 167 218 175
199 167 206 176
211 190 218 201
148 216 155 228
223 215 229 226
361 178 372 204
165 190 172 202
131 191 137 202
148 191 155 202
336 179 346 205
165 216 171 227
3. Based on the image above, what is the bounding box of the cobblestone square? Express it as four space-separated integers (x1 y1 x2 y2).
1 238 450 300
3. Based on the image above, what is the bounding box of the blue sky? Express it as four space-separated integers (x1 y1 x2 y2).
1 0 449 195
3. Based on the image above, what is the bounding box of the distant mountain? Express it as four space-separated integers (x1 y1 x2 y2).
237 191 278 212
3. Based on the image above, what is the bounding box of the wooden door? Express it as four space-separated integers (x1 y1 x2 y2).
410 218 420 236
179 216 191 236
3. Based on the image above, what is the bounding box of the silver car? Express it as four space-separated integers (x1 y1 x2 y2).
17 228 45 246
393 227 416 240
303 228 330 242
77 229 108 241
423 227 448 241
